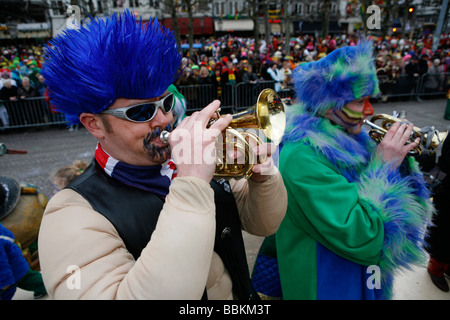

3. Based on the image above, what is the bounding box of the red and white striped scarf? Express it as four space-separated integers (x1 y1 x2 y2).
94 143 177 198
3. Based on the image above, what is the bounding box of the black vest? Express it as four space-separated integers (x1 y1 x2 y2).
68 161 259 300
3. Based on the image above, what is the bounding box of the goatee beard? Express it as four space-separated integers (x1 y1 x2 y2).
143 124 173 162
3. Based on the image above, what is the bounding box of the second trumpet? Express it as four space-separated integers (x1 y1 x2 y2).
363 113 447 155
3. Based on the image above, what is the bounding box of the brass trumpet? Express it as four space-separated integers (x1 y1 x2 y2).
363 114 448 155
160 89 286 179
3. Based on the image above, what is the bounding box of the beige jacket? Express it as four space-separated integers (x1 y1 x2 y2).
38 171 287 300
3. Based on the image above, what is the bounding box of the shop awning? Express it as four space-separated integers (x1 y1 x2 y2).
214 19 254 32
162 17 214 35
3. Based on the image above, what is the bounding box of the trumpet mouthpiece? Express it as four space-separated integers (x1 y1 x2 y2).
160 130 170 145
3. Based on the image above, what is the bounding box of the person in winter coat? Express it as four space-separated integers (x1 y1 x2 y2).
38 10 287 300
252 41 433 300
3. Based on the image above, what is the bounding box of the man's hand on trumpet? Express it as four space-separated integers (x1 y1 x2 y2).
169 100 232 183
249 143 278 182
377 121 420 169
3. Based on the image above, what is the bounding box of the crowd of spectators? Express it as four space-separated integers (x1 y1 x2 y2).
0 46 46 100
0 32 449 127
0 46 50 127
168 32 449 108
372 35 450 101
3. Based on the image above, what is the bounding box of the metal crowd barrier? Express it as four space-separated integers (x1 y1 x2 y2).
178 83 237 115
417 72 449 98
376 72 449 101
0 97 66 129
178 81 287 115
1 74 447 130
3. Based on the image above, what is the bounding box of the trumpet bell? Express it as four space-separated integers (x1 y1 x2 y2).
255 88 286 144
229 89 286 145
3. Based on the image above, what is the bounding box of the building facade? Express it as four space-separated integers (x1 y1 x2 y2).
0 0 447 41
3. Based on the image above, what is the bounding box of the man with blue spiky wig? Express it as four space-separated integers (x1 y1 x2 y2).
38 10 287 299
252 40 434 300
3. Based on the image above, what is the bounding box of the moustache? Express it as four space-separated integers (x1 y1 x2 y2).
143 123 173 160
144 123 173 142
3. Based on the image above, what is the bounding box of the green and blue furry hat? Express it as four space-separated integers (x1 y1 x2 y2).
292 40 379 114
42 10 182 125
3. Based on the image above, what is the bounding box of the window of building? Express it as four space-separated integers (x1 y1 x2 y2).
51 0 65 15
97 0 103 13
112 0 123 8
331 3 336 13
199 0 208 11
130 0 139 8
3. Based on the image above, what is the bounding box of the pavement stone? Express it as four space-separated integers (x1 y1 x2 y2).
1 125 97 199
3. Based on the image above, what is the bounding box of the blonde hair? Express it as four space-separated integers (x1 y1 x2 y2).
52 160 88 190
199 65 209 77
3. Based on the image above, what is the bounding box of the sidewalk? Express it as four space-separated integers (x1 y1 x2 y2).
2 97 450 300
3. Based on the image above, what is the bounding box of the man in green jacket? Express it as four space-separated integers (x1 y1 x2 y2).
252 40 434 300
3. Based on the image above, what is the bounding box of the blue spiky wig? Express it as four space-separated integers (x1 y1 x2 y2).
42 10 182 125
292 40 380 115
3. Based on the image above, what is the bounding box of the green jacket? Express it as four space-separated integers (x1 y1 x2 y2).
252 106 433 300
